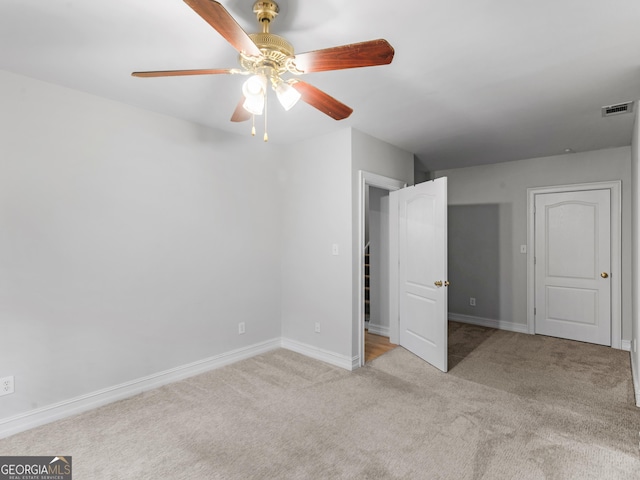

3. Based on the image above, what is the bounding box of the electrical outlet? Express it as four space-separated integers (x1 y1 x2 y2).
315 322 321 333
0 376 14 396
469 297 476 307
238 322 245 335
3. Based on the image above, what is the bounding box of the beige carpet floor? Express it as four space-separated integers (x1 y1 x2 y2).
1 322 639 479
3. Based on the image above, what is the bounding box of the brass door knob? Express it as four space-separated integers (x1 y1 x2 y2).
601 272 609 279
434 280 443 287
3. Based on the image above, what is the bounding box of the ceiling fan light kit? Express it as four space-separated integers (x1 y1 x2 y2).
132 0 395 141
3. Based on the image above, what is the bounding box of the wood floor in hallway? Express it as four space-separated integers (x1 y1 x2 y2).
365 330 397 363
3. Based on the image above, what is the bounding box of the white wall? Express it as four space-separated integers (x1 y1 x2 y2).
435 147 633 341
0 71 283 427
631 101 640 404
279 129 354 366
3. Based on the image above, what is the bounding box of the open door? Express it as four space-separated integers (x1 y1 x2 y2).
390 177 448 372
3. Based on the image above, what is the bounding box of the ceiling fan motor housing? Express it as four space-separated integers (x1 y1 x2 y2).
241 2 294 76
242 33 294 74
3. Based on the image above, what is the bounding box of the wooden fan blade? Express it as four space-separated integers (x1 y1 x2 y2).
230 97 251 122
132 68 234 78
291 81 353 120
292 39 394 74
184 0 261 57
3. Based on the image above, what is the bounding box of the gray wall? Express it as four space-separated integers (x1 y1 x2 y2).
367 187 390 335
279 129 354 359
6 66 632 432
351 129 414 355
280 128 414 365
436 146 633 339
0 71 283 421
448 205 501 319
632 101 640 401
0 75 414 430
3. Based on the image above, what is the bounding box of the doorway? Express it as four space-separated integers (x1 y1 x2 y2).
357 172 406 367
364 185 397 362
365 186 390 337
527 181 622 348
357 173 449 370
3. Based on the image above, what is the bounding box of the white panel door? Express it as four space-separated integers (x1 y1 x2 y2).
391 177 448 372
534 189 611 346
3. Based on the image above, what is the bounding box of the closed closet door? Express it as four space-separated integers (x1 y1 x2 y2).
534 189 611 346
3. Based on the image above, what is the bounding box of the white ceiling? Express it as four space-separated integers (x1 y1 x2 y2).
2 0 640 171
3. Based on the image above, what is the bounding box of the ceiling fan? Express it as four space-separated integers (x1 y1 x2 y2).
132 0 395 140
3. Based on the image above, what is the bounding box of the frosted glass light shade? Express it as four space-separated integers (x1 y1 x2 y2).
275 81 301 111
242 94 264 115
243 75 266 97
242 75 266 115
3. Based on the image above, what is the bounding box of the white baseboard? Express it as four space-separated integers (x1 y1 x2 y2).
449 313 529 334
367 323 390 337
631 350 640 408
451 315 634 356
0 338 281 439
281 338 358 371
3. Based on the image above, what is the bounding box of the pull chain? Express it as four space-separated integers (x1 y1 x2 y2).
251 114 256 137
263 92 269 142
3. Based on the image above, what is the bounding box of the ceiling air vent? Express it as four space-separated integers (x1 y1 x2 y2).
601 101 634 117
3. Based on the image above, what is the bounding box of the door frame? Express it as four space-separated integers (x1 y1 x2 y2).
357 171 406 367
526 181 622 349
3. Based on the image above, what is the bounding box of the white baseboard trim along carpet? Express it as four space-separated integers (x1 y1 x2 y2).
280 337 358 371
1 338 638 479
0 338 281 439
448 313 529 334
3 322 635 442
451 314 633 352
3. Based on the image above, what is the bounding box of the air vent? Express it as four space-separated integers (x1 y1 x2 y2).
601 101 634 117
